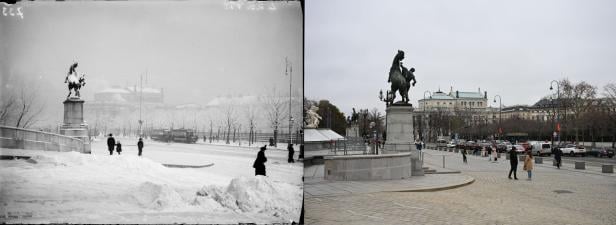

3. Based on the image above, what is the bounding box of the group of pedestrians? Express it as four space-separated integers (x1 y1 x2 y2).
106 134 144 156
253 143 305 177
508 147 534 180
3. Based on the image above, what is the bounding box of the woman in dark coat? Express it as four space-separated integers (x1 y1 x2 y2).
253 145 267 176
508 147 518 180
287 144 295 163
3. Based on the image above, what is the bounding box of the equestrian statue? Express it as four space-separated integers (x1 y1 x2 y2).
65 62 86 98
386 50 416 105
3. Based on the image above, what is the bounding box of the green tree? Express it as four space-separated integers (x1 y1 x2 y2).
315 100 347 135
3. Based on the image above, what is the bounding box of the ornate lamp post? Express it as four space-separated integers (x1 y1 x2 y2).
493 95 502 141
379 89 390 146
423 91 432 142
550 80 561 146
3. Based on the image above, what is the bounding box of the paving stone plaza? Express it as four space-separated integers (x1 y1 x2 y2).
305 148 616 225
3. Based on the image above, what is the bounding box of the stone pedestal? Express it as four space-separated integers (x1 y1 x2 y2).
59 97 91 153
383 104 423 176
345 124 360 138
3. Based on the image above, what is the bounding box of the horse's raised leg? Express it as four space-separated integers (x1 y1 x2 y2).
67 90 71 98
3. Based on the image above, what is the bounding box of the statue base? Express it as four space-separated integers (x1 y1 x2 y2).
59 97 91 154
383 104 423 176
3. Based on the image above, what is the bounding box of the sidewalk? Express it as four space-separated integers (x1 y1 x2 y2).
304 164 474 197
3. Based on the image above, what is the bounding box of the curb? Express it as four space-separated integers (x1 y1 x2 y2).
389 176 475 193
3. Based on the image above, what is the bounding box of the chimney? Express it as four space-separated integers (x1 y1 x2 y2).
484 91 487 99
456 90 459 98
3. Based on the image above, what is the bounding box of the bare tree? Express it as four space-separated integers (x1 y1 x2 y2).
245 104 258 146
260 88 288 146
220 100 237 144
560 78 597 142
603 83 616 147
0 93 16 125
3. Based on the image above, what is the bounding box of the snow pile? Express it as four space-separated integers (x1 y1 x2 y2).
195 176 301 219
131 182 184 210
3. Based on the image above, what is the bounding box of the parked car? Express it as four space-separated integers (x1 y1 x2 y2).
511 145 526 153
436 139 448 148
465 141 480 151
520 142 532 151
560 144 586 157
446 141 456 148
587 147 615 158
531 142 552 156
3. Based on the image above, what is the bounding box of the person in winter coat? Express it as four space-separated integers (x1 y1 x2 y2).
508 147 519 180
461 148 467 164
492 146 498 162
523 151 534 180
137 138 144 156
287 144 295 163
554 147 562 169
107 134 115 155
115 141 122 155
299 144 304 159
253 145 267 176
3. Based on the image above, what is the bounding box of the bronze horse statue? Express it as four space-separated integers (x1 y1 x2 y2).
387 50 416 105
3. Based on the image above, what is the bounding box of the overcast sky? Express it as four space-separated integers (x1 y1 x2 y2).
306 0 616 116
1 1 302 123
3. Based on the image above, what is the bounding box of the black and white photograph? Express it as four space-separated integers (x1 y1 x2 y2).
0 0 303 223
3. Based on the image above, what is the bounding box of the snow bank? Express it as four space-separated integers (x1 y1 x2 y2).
196 176 301 220
131 182 184 210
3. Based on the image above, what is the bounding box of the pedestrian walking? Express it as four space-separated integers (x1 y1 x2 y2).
299 144 304 159
487 146 492 160
492 146 498 162
508 147 519 180
116 141 122 155
107 134 115 155
253 145 267 176
523 151 534 180
137 138 144 156
287 143 295 163
461 148 467 164
554 147 562 169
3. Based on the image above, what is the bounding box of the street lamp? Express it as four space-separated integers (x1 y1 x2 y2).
423 91 432 142
550 80 561 146
493 95 502 141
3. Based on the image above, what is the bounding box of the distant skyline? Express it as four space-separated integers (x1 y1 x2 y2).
1 1 303 125
306 0 616 116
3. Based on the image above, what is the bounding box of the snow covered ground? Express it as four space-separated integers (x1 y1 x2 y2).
0 138 303 224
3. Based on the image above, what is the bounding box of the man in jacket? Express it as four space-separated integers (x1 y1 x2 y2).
554 147 562 169
137 138 144 156
508 147 518 180
287 144 295 163
107 134 115 155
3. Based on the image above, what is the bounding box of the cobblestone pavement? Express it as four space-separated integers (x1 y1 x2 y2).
305 149 616 225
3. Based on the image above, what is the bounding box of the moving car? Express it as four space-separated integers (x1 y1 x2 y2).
587 147 615 158
560 144 586 157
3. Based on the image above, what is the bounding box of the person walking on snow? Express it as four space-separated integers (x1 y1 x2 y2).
115 141 122 155
137 138 144 156
287 143 295 163
508 146 519 180
107 134 115 155
523 151 534 180
253 145 267 176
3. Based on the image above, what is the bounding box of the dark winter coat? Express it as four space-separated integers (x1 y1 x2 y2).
509 150 518 165
107 137 115 151
299 144 304 159
116 143 122 153
253 146 267 176
288 144 295 163
138 140 144 150
554 148 562 160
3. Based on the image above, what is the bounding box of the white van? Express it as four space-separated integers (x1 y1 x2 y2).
531 142 551 156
